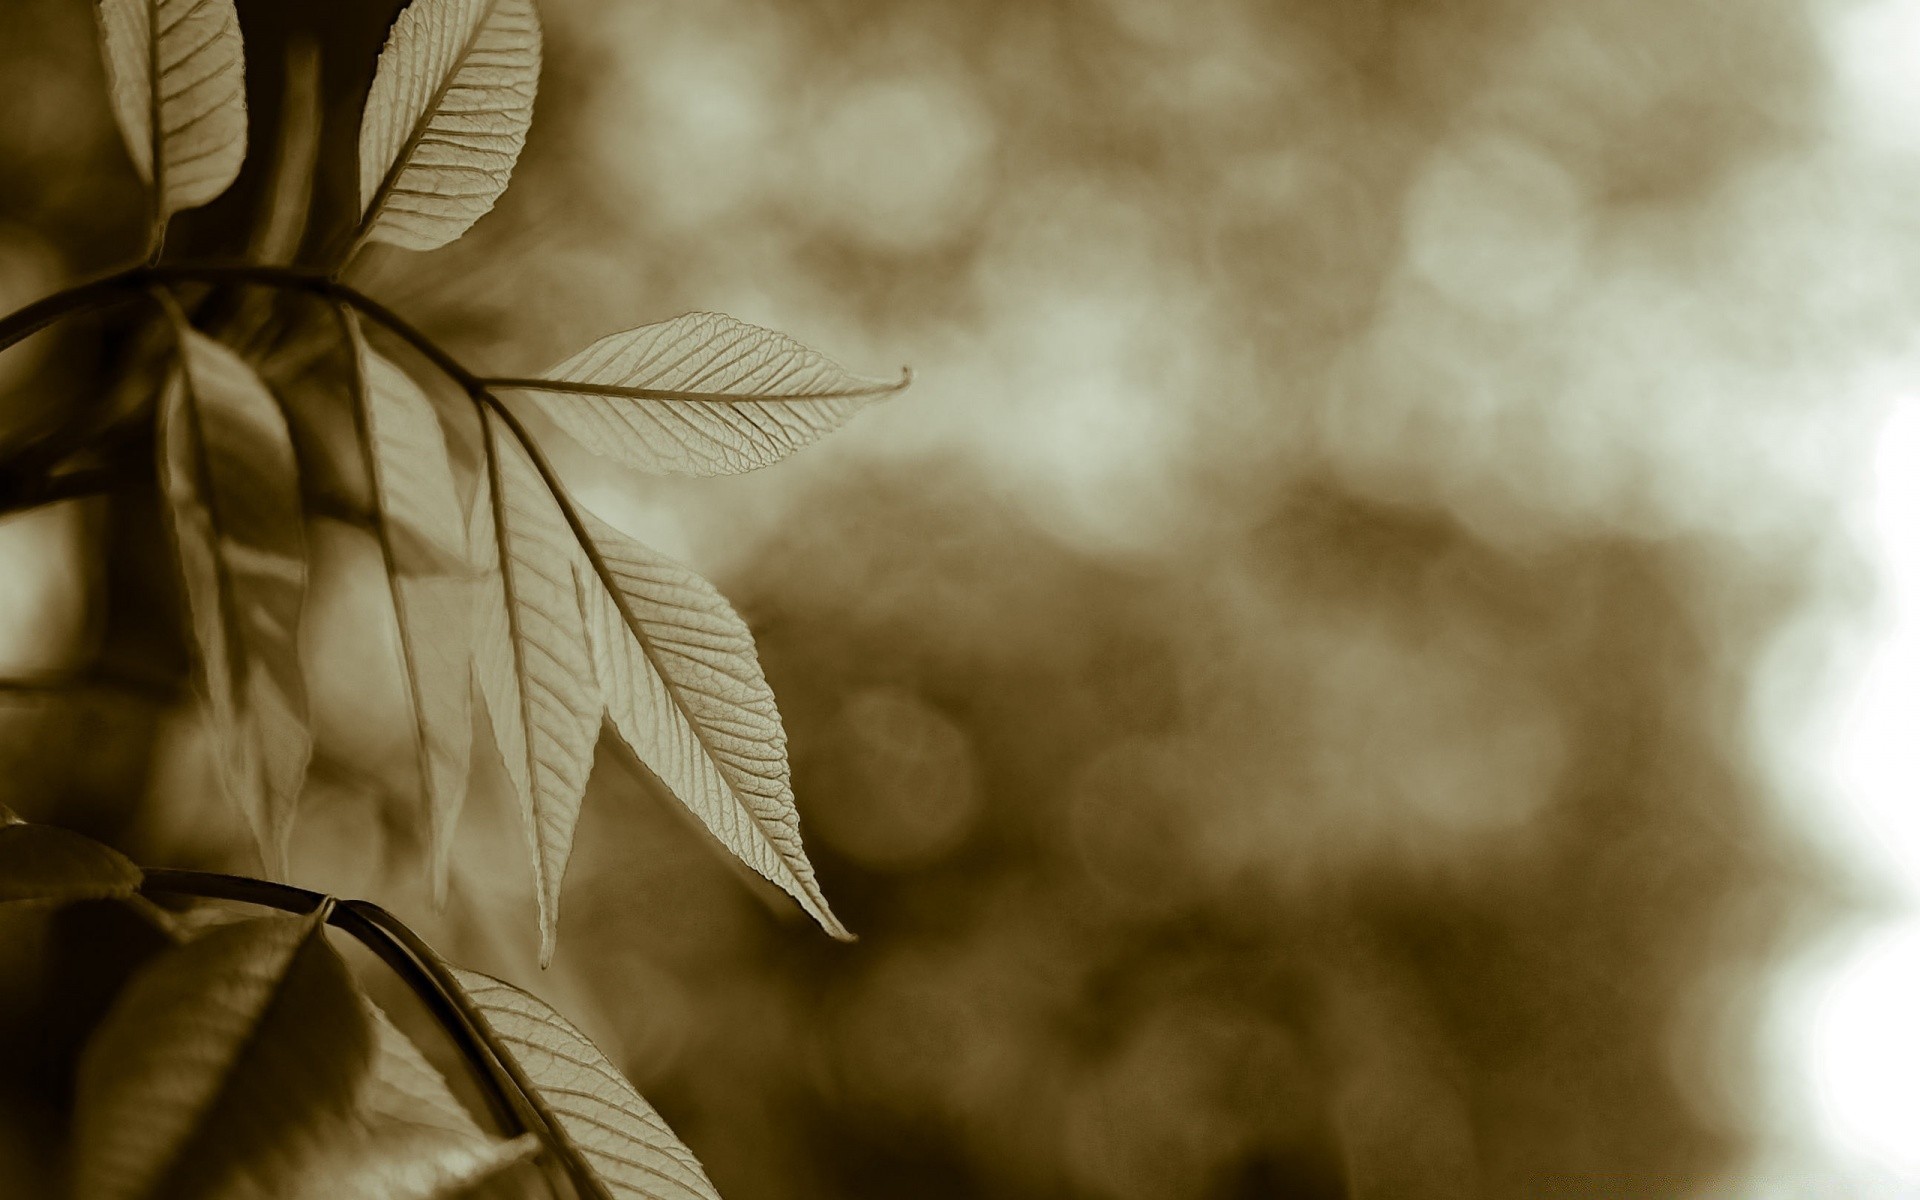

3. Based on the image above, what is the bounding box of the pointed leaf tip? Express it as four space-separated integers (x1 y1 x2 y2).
573 505 848 940
471 412 599 961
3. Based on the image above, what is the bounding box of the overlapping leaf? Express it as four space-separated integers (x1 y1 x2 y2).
157 316 311 872
450 965 721 1200
0 808 142 903
73 909 539 1200
72 911 370 1200
95 0 249 217
521 313 909 476
347 316 474 898
355 0 541 254
575 508 847 939
471 410 600 965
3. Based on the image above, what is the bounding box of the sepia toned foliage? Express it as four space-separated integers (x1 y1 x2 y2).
0 0 908 1194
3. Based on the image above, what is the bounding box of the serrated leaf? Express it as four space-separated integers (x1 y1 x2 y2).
95 0 249 218
471 410 600 964
347 316 474 899
157 317 312 873
354 0 541 254
576 509 846 939
72 911 372 1200
0 813 142 903
521 313 909 476
450 966 721 1200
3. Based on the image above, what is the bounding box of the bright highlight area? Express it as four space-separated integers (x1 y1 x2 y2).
1806 394 1920 1182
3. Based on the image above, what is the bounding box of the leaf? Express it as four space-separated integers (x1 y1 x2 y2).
272 1126 540 1200
364 997 485 1136
346 315 474 899
576 509 847 939
450 965 721 1200
72 910 373 1200
520 312 909 476
357 1007 550 1200
355 0 541 254
157 314 312 872
0 812 142 903
95 0 249 217
471 410 600 965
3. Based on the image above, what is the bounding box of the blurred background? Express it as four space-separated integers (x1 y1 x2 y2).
5 0 1920 1195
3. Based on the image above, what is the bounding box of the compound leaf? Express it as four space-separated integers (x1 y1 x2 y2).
157 316 311 873
355 0 541 254
0 810 142 903
576 508 846 939
520 313 908 476
95 0 249 217
346 316 474 900
450 965 721 1200
471 410 599 965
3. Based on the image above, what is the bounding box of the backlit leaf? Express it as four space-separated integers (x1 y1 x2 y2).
95 0 248 217
72 911 371 1200
157 315 311 872
347 315 474 899
576 508 847 939
450 965 721 1200
0 810 142 903
520 313 908 476
364 998 485 1137
471 410 599 964
354 0 541 254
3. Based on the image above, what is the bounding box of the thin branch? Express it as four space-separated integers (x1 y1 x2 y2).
0 669 180 705
0 272 149 356
344 901 618 1200
140 864 533 1136
0 465 121 519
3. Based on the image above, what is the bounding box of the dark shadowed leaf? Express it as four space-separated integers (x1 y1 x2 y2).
450 965 721 1200
95 0 248 216
519 313 908 476
156 314 312 874
574 508 846 939
72 911 371 1200
354 0 541 255
470 411 599 964
0 809 142 903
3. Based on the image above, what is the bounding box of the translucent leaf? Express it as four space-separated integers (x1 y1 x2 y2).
72 911 372 1200
521 313 909 476
450 965 721 1200
355 0 541 254
0 811 142 903
576 509 847 939
157 318 312 872
348 316 474 899
95 0 249 217
471 410 600 964
364 997 485 1137
269 1126 539 1200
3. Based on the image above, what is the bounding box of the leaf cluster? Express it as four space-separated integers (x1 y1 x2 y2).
0 0 912 1195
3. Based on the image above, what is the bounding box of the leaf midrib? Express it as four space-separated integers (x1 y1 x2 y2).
588 536 821 914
